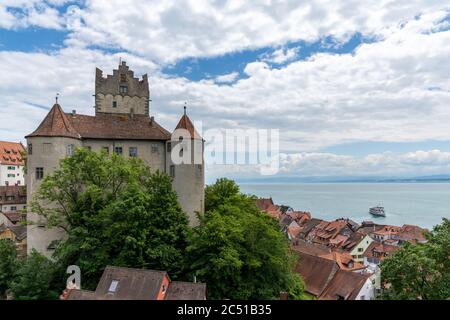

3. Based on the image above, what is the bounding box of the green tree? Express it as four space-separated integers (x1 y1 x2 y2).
188 178 306 300
31 148 190 289
9 250 60 300
381 218 450 300
0 239 17 299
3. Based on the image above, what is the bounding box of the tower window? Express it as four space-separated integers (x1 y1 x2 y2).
167 142 172 152
112 101 117 108
129 147 137 157
36 167 44 180
114 146 123 155
28 144 32 155
119 85 128 94
151 144 158 153
170 165 175 178
66 144 74 156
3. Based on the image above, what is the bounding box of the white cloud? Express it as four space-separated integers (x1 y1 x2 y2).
0 3 450 181
263 47 300 64
0 0 69 30
215 72 239 84
59 0 449 63
206 149 450 179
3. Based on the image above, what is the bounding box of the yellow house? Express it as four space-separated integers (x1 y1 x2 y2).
350 234 374 263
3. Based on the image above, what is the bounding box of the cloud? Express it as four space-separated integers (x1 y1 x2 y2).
263 47 300 64
0 0 69 30
59 0 449 63
215 72 239 84
206 149 450 179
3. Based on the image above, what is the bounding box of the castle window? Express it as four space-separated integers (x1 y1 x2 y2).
28 144 32 155
36 167 44 180
167 142 172 152
119 85 128 94
7 174 15 178
170 165 175 178
7 166 15 170
151 144 158 153
114 146 123 155
129 147 137 157
10 206 17 211
112 101 117 108
66 144 74 156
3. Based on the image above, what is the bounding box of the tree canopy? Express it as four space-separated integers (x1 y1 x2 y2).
31 148 190 289
188 178 306 300
381 218 450 300
0 239 17 298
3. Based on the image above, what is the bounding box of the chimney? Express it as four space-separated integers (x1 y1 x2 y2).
280 292 288 300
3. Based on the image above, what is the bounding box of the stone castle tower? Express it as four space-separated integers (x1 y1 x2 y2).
26 62 204 257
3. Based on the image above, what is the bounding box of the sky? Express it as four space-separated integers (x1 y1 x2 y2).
1 0 450 181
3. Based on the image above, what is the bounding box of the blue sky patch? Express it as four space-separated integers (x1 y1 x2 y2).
162 32 376 82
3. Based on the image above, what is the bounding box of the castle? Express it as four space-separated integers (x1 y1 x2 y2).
25 62 205 257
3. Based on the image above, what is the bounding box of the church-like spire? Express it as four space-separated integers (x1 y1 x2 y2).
174 105 202 139
26 103 80 139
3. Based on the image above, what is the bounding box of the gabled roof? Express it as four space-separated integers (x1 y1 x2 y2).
255 198 274 211
291 240 331 257
0 186 27 205
94 266 167 300
294 252 339 297
165 281 207 300
319 270 370 300
0 140 25 165
26 104 81 139
1 211 23 224
175 113 202 139
26 104 171 141
363 241 399 260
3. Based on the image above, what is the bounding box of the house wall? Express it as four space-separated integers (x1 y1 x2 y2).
26 136 82 258
1 203 26 212
0 164 25 186
350 235 374 263
82 139 166 172
166 139 204 226
354 276 376 300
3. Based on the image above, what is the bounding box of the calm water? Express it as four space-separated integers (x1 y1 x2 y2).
239 183 450 229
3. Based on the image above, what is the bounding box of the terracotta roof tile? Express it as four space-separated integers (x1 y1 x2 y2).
26 104 171 141
319 270 370 300
26 104 80 139
175 114 202 139
0 141 25 165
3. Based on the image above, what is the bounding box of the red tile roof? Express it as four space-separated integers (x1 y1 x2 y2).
0 141 25 165
27 104 80 139
319 270 370 300
175 114 202 139
254 198 274 211
0 186 27 205
363 241 399 261
26 104 171 141
294 252 339 297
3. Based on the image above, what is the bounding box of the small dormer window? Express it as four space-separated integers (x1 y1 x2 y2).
108 280 119 293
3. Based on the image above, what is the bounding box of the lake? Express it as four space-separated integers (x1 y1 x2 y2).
238 183 450 229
